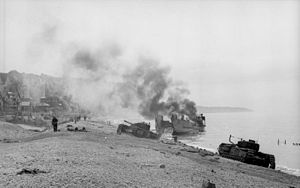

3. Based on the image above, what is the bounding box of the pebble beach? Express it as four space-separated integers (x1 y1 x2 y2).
0 120 299 188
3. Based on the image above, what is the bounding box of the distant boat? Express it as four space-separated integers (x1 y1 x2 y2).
155 113 205 135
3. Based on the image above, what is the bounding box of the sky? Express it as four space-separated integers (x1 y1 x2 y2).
0 0 299 113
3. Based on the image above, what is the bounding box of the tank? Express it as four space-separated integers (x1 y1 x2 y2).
218 135 275 169
117 120 158 139
123 120 150 131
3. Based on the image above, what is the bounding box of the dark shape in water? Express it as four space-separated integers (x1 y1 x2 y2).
218 135 275 169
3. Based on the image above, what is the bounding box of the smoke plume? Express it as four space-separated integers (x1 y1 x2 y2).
114 57 199 120
63 44 200 120
26 24 200 119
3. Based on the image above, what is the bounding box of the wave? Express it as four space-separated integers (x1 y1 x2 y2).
276 165 300 177
178 139 217 153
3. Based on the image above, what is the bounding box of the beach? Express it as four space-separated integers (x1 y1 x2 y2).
0 120 299 188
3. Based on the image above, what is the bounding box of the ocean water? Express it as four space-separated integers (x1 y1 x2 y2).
178 111 300 176
100 109 300 176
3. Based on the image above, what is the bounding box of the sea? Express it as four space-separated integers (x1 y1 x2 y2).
177 111 300 176
100 109 300 176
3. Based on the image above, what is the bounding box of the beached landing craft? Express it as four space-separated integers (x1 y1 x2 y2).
218 135 276 169
155 113 206 135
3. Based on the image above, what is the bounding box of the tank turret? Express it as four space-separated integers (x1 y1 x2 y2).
237 139 260 152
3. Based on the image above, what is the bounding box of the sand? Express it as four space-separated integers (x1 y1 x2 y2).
0 120 299 188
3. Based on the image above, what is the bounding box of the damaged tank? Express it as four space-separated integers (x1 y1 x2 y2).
117 120 159 139
218 135 275 169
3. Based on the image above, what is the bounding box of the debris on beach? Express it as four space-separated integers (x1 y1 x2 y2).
0 138 20 143
202 180 216 188
179 146 215 157
67 125 87 132
159 164 166 169
159 127 177 145
116 120 159 139
16 168 48 175
180 147 199 153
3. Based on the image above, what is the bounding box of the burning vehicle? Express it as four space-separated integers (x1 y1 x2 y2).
155 113 206 135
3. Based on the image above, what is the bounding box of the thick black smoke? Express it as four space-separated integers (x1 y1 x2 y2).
166 98 198 119
116 57 199 120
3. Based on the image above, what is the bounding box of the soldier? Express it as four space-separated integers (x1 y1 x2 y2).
52 116 58 132
200 114 206 124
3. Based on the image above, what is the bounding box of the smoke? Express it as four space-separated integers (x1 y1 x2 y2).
118 57 171 119
72 50 99 71
25 23 200 119
114 57 199 120
59 40 134 116
62 44 200 120
71 43 122 73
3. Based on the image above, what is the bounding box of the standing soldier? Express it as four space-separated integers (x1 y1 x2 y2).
52 116 58 132
200 114 206 125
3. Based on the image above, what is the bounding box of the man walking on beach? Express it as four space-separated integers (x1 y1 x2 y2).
52 116 58 132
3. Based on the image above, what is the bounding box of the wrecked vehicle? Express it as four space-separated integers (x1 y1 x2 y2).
66 124 87 132
117 120 159 139
218 135 275 169
155 113 205 135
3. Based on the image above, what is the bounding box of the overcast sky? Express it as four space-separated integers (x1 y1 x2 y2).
0 0 299 112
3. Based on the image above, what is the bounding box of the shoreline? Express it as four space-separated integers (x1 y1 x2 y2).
6 119 300 176
1 119 300 187
179 141 300 177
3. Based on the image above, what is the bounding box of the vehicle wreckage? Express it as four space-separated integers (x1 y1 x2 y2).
117 120 159 139
155 113 206 135
218 135 276 169
66 124 87 132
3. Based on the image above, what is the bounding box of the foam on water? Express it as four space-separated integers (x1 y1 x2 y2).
277 165 300 177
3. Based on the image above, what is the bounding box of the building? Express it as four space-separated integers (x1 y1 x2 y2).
20 98 32 112
4 91 19 113
35 102 50 112
40 96 62 107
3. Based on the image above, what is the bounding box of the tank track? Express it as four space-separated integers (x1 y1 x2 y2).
219 152 244 162
219 149 276 169
269 155 276 169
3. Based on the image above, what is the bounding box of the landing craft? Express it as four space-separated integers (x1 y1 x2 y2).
155 113 206 135
218 135 276 169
